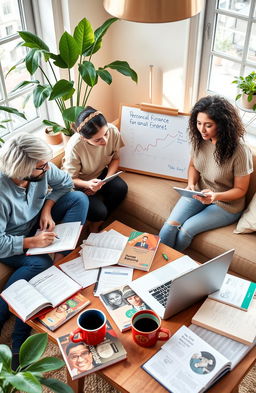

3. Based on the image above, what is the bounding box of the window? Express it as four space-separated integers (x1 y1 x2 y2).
0 0 47 140
198 0 256 133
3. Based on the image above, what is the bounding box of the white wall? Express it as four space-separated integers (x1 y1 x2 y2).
39 0 193 122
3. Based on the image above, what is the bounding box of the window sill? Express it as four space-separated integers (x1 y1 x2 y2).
33 126 64 158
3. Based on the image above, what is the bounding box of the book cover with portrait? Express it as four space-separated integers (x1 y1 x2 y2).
99 284 151 332
118 231 160 271
57 320 127 380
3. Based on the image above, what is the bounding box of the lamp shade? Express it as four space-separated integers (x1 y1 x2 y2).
103 0 203 23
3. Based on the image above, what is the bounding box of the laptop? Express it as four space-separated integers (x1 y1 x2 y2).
130 249 234 319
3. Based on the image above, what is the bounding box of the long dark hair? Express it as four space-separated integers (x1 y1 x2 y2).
189 96 245 165
76 106 107 139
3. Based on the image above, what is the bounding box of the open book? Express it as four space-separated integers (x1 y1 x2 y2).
208 273 256 311
192 298 256 345
57 319 127 380
26 221 82 255
118 231 160 271
81 229 128 270
142 325 255 393
1 266 81 321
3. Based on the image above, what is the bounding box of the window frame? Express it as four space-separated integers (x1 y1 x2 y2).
0 0 48 139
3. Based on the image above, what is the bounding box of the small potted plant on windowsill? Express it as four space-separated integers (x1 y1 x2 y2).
232 71 256 110
0 333 73 393
8 17 138 138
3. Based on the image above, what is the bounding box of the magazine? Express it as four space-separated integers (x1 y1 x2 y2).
57 320 127 380
37 292 90 331
118 231 160 271
99 284 151 332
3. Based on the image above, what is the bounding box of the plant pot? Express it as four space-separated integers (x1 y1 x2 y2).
242 93 256 110
44 127 63 145
62 134 72 146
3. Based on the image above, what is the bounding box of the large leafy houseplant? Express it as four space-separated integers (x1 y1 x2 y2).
9 17 138 136
0 333 73 393
232 71 256 110
0 106 27 144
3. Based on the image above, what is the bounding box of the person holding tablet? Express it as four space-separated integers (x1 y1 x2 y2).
62 106 127 232
159 95 253 251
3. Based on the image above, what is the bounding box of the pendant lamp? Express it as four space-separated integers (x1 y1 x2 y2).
103 0 202 23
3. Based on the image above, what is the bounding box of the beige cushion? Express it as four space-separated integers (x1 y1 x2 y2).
234 192 256 234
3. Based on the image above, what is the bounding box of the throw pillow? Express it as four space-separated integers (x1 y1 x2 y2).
234 192 256 234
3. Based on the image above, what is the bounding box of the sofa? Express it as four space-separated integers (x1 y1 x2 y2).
1 147 255 292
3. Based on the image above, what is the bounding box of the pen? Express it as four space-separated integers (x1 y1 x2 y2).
162 253 169 261
55 235 60 239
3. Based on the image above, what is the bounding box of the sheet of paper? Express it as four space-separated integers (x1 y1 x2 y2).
26 222 82 255
82 246 123 269
83 231 128 250
94 266 133 296
29 265 81 307
59 257 99 288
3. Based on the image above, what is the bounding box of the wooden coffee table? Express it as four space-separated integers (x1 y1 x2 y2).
28 221 256 393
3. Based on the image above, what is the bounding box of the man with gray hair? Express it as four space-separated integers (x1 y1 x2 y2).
0 133 89 367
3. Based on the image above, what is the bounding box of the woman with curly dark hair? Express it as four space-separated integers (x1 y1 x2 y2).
159 95 253 251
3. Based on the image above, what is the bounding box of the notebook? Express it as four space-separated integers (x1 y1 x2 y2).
130 249 234 319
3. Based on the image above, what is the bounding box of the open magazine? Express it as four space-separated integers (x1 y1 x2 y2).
142 325 255 393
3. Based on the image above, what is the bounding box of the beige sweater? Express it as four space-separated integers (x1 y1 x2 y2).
192 141 253 213
62 123 124 180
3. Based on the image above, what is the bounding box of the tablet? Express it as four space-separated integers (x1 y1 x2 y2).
99 171 123 184
173 187 206 198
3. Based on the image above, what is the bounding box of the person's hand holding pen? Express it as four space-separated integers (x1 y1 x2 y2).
23 230 59 249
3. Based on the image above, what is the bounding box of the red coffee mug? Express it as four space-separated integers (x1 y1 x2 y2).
70 308 106 346
131 310 171 347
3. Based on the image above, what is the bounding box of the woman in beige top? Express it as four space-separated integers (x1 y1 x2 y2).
159 96 253 251
62 106 127 232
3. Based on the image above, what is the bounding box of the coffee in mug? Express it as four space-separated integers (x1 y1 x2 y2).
131 309 171 347
70 308 106 346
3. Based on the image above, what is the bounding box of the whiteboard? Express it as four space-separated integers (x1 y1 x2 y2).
119 105 190 180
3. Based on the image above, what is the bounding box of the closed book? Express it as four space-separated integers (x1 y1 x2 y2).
192 298 256 345
37 292 90 331
57 320 127 380
118 231 160 271
99 284 151 332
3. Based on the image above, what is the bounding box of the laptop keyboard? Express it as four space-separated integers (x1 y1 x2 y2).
149 280 172 307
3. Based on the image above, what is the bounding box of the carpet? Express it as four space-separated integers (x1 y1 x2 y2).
1 317 255 393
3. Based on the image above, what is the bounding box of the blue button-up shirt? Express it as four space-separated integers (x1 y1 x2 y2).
0 162 73 258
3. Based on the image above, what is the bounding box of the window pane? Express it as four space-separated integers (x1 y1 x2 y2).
0 38 31 94
218 0 251 16
9 94 38 129
248 22 256 63
208 56 241 98
214 14 247 59
0 0 22 39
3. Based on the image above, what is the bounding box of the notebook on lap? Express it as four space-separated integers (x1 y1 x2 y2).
130 249 234 319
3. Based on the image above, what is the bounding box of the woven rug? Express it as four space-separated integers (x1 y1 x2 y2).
1 317 255 392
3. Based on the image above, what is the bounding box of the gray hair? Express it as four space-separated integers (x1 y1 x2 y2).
0 133 53 178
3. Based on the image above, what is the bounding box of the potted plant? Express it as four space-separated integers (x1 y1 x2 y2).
0 333 73 393
0 106 27 145
8 17 138 138
232 71 256 110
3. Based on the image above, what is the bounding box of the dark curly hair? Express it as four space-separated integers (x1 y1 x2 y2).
189 96 245 165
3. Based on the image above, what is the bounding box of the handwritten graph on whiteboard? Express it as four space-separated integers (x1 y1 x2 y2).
119 105 190 180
